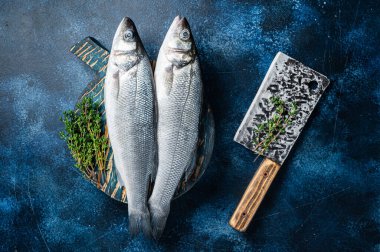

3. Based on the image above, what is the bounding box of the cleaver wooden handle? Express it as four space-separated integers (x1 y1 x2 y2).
229 158 281 232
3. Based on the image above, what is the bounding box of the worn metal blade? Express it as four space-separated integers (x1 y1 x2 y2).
234 52 330 165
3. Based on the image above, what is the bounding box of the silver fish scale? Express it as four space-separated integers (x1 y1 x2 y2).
105 55 156 209
234 52 330 165
152 58 202 207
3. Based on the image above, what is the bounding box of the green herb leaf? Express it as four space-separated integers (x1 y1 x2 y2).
60 97 108 177
252 96 298 157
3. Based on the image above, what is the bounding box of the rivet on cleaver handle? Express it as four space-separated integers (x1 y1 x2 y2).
229 52 330 232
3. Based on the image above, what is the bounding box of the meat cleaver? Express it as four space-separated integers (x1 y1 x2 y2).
229 52 330 232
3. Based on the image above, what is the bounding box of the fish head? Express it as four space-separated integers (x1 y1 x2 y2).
164 16 196 68
111 17 144 71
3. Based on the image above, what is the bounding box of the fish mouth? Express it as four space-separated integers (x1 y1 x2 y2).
121 17 134 27
173 15 189 28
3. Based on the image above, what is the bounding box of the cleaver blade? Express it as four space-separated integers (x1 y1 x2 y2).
229 52 330 232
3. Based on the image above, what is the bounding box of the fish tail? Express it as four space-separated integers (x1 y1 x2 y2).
148 200 169 240
128 207 152 237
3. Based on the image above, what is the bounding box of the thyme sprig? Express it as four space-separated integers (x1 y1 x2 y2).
60 97 108 178
253 96 298 160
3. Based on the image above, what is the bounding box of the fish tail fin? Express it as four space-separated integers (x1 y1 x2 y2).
140 208 152 238
128 213 140 236
148 200 169 240
128 207 152 237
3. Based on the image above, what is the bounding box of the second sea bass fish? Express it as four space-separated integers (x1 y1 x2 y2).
105 17 156 236
148 16 203 239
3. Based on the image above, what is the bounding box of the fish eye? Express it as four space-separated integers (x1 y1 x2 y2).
124 29 134 41
179 28 190 41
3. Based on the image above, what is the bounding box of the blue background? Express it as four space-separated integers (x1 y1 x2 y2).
1 0 379 251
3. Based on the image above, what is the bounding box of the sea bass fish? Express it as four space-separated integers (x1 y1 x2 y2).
104 17 156 236
148 16 203 239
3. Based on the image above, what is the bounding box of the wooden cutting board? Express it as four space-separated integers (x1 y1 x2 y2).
69 37 215 203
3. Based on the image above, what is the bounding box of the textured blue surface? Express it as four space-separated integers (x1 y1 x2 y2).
0 0 379 251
